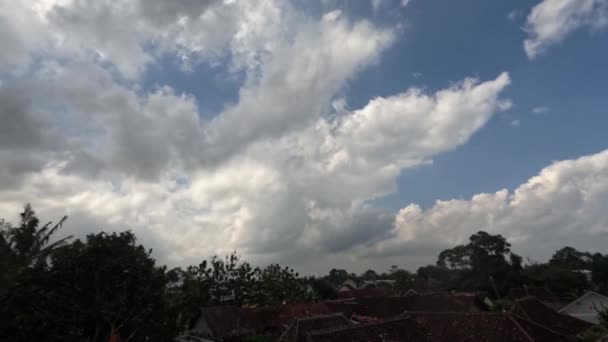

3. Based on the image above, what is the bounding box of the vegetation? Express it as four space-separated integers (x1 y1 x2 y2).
1 205 607 341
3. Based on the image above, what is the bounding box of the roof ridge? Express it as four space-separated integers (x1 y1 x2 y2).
509 314 537 342
510 313 572 339
308 315 415 336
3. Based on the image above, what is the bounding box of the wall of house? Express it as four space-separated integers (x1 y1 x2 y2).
560 292 608 324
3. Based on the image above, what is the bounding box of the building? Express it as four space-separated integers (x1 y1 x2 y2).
511 296 594 337
308 316 433 342
278 313 351 342
559 291 608 324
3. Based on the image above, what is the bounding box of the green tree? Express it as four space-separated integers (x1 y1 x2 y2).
433 231 523 294
390 267 414 293
362 269 378 280
550 247 592 270
0 205 72 341
326 269 348 286
592 253 608 291
47 231 172 341
308 277 338 300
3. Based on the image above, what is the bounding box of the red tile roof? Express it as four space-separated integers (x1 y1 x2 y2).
278 313 351 342
307 316 434 342
410 312 571 342
508 288 556 302
326 295 484 319
192 303 336 339
511 296 594 337
337 287 392 299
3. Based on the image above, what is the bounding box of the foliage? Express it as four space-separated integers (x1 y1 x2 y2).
550 247 592 270
308 277 338 300
362 269 378 280
577 325 608 342
326 268 348 286
0 205 72 341
390 268 414 293
431 231 522 295
47 231 171 341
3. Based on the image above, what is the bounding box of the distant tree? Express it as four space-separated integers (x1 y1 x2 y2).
326 269 348 286
390 267 414 293
592 253 608 291
433 231 523 295
550 247 592 270
0 205 71 341
47 231 171 341
362 269 378 280
308 277 338 300
524 262 589 299
252 263 307 305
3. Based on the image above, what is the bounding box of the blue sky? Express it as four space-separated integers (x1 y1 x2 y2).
1 0 608 273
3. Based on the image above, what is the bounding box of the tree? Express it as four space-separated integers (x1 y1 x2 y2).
592 253 608 291
550 247 592 270
326 269 348 286
437 245 471 270
524 262 589 299
252 263 307 305
47 231 171 341
433 231 522 294
362 269 378 280
308 277 338 300
390 267 414 293
0 205 72 341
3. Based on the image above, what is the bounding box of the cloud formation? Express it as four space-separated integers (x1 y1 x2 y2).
0 0 515 272
366 149 608 266
5 0 606 274
523 0 608 58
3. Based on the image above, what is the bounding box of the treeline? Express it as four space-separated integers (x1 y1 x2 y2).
2 205 608 341
416 231 608 301
0 206 314 341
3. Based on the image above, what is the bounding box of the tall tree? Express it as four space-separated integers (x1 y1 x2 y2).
326 269 348 286
549 247 592 270
48 231 171 341
0 205 71 341
362 269 378 280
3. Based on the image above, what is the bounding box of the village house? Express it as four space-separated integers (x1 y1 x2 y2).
559 291 608 324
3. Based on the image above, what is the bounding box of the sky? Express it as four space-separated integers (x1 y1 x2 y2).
1 0 608 275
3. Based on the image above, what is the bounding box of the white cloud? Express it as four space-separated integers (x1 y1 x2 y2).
0 63 511 270
510 119 520 127
0 0 288 78
366 149 608 266
401 0 412 8
412 72 423 78
0 0 515 272
532 105 551 114
523 0 608 59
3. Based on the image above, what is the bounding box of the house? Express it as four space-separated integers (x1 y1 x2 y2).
326 294 487 319
338 278 395 292
307 316 433 342
511 296 594 337
559 291 608 324
336 287 392 299
409 312 572 342
508 287 564 309
191 303 334 340
278 313 351 342
338 278 359 292
360 279 396 289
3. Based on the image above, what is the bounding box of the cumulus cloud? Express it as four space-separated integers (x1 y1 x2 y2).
523 0 608 58
366 150 608 266
0 0 515 272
